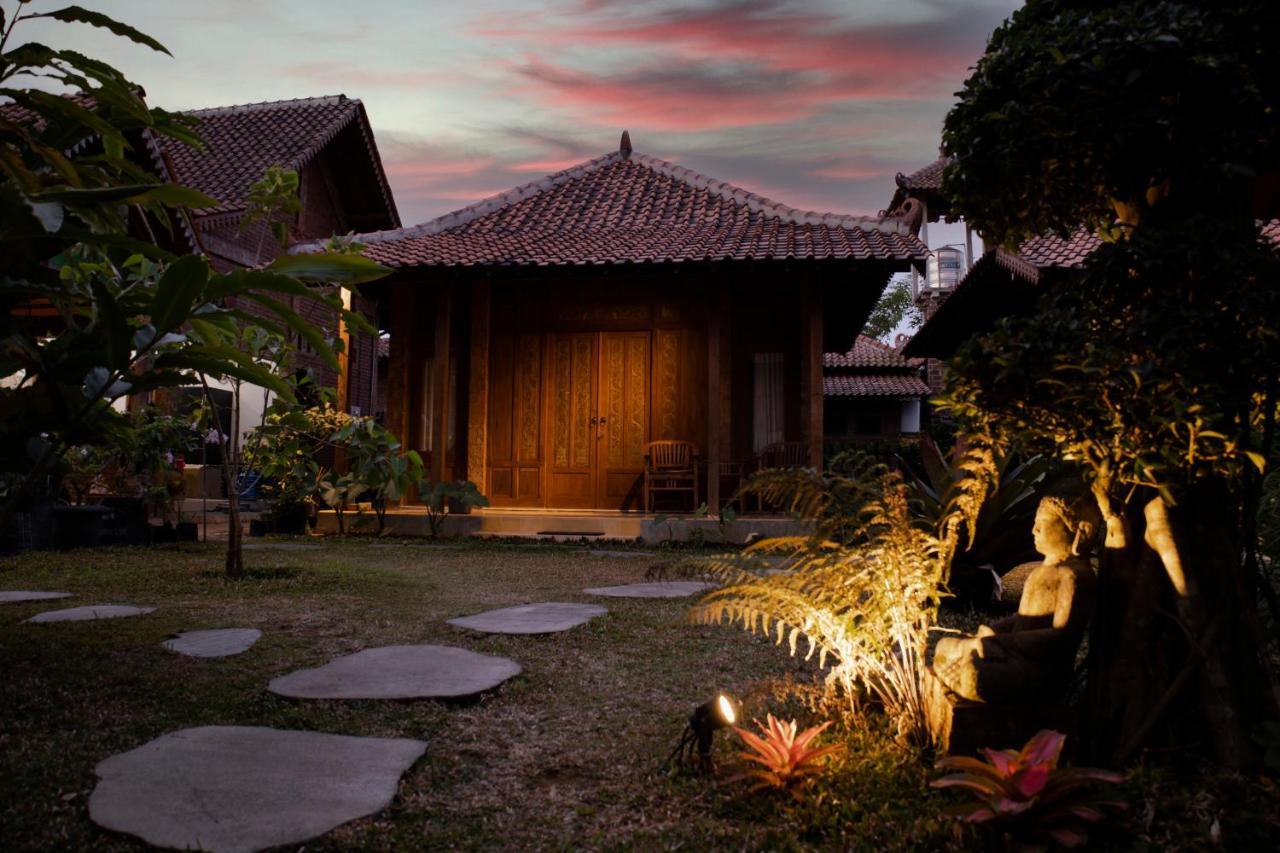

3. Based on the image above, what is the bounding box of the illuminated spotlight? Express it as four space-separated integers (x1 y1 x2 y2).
663 693 738 774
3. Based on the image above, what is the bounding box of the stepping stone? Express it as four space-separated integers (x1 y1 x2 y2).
163 628 262 658
584 581 714 598
25 604 154 623
588 549 656 559
0 590 72 604
89 725 426 853
268 644 520 700
447 602 607 635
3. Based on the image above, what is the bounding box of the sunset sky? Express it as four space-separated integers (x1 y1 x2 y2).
19 0 1021 227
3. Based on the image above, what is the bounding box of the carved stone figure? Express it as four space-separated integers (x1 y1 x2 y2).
931 493 1101 704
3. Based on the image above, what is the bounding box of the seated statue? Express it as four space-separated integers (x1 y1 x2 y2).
931 493 1101 704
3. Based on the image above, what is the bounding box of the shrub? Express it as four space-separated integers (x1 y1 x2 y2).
931 729 1126 849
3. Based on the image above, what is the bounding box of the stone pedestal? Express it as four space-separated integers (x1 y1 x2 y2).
923 666 1077 755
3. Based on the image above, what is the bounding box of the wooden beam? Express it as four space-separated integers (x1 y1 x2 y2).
466 280 490 491
430 283 453 483
706 282 732 512
803 282 824 470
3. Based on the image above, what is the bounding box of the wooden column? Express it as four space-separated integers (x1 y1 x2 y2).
802 281 824 470
387 283 413 448
430 282 453 483
706 282 732 512
335 287 353 414
466 280 490 491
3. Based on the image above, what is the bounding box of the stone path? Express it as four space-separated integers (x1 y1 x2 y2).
584 581 714 598
369 542 464 550
269 645 521 700
25 604 154 623
89 725 426 853
447 602 606 635
0 590 72 604
163 628 262 658
587 549 656 559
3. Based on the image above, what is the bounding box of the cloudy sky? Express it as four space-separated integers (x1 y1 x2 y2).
17 0 1021 227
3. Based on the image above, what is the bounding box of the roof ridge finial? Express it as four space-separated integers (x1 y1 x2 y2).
619 129 632 159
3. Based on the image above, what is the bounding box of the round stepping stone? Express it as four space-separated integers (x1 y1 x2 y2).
89 725 426 853
268 644 521 700
588 549 656 559
0 590 72 604
584 581 714 598
25 604 154 623
447 602 607 635
242 542 320 551
163 628 262 658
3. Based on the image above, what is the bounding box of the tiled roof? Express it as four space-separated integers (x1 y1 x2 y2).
1264 219 1280 247
155 95 397 224
325 144 926 269
824 374 930 398
895 157 949 192
824 335 909 369
1017 230 1102 268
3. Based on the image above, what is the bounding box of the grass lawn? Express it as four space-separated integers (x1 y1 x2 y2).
2 539 1277 851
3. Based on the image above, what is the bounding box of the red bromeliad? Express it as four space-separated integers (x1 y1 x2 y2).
731 715 844 798
931 730 1126 849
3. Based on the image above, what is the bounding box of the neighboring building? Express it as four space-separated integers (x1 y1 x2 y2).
310 132 927 513
152 95 400 426
903 230 1102 361
824 336 930 441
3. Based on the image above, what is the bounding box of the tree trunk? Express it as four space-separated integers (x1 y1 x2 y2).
1085 481 1274 767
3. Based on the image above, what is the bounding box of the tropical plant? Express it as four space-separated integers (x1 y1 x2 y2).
337 416 423 535
863 276 922 341
740 449 890 546
690 440 998 747
931 729 1126 850
243 401 348 524
940 0 1280 765
0 5 389 577
731 714 843 798
419 479 488 538
909 437 1053 586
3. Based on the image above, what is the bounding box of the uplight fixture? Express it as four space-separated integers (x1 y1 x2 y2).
663 693 738 773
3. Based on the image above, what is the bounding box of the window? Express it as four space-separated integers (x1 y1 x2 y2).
753 353 785 452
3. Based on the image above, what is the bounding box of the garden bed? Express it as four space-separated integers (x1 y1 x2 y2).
1 541 1274 850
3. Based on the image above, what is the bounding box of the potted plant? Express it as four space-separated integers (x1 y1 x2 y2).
50 445 112 549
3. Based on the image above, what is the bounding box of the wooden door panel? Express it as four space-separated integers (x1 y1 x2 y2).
597 332 649 509
546 333 597 508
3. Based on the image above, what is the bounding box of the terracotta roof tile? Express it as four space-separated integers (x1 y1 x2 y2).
155 95 397 224
1017 229 1102 268
824 374 930 398
1264 219 1280 247
824 335 909 369
895 156 949 193
323 149 926 268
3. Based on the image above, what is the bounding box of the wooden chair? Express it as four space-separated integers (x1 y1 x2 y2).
750 441 813 512
644 441 700 513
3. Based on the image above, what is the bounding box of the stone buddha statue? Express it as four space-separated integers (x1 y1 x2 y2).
931 493 1101 704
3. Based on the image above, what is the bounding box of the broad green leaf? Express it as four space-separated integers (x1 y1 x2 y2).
90 280 130 369
124 183 220 209
243 291 339 371
153 350 292 399
34 6 171 55
150 255 209 334
268 251 391 285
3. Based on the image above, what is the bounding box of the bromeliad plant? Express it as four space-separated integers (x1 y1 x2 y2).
731 715 843 798
931 730 1126 850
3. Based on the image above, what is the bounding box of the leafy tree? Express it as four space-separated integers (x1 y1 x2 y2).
941 0 1280 765
0 5 389 575
863 277 921 341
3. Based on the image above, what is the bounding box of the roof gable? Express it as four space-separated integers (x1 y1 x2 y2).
338 143 926 269
155 95 398 227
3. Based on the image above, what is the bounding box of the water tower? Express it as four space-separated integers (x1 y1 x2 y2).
926 246 964 291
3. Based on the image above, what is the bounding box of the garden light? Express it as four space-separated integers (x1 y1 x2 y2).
663 692 738 774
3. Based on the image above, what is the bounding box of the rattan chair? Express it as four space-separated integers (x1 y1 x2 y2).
644 440 700 512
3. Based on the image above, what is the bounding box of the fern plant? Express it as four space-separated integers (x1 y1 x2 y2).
688 441 998 747
731 715 843 797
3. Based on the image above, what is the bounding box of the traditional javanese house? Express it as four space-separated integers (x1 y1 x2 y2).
328 133 927 529
824 335 930 443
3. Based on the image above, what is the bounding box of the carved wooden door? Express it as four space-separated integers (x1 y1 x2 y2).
596 332 650 509
545 333 598 508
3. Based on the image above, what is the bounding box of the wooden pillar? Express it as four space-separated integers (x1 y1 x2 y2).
466 280 490 492
706 282 732 512
335 287 353 414
430 283 452 483
802 281 824 470
387 283 413 447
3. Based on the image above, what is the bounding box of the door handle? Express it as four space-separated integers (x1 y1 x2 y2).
589 416 598 426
